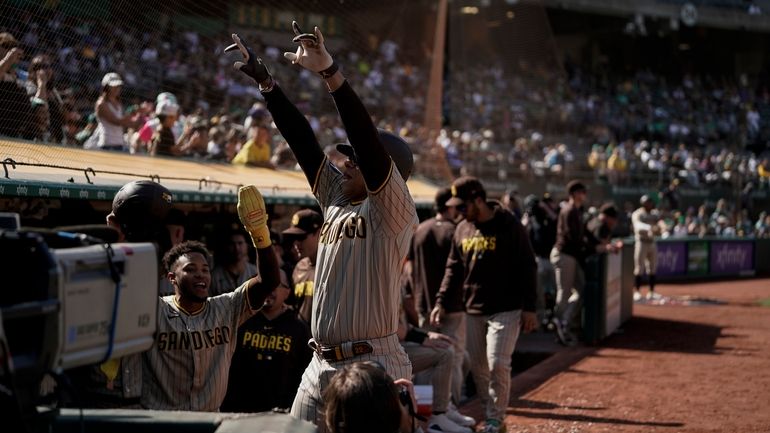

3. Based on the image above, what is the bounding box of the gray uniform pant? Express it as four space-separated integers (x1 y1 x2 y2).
550 249 585 330
290 334 411 431
634 240 657 275
466 310 522 422
536 256 556 324
402 342 454 412
419 311 467 405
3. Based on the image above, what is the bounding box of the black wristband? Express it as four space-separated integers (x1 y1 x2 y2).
319 61 339 79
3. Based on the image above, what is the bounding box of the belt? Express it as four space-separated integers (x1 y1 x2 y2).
308 338 374 362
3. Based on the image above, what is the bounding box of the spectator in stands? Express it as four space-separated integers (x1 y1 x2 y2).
28 98 50 142
232 106 274 168
710 198 730 227
89 72 140 151
659 179 681 212
223 129 244 162
0 32 31 139
606 146 628 185
149 101 181 156
755 211 769 238
25 54 65 143
210 228 258 296
271 141 300 169
74 113 98 146
176 118 211 158
759 158 770 190
133 93 183 154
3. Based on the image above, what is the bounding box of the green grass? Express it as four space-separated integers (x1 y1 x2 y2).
759 298 770 307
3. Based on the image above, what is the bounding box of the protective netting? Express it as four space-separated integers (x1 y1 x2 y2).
0 0 452 180
2 1 770 193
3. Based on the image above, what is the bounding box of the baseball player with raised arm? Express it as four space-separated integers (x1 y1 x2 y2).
226 23 418 428
140 185 281 411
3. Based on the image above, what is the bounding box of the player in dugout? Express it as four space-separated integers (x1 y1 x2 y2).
225 21 419 429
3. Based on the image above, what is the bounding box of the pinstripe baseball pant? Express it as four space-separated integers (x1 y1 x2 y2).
402 342 453 413
420 311 467 405
290 334 412 431
466 310 522 422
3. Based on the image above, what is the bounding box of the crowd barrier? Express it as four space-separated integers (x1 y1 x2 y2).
582 237 770 344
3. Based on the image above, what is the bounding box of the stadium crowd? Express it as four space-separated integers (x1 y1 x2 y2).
2 12 770 191
2 10 770 433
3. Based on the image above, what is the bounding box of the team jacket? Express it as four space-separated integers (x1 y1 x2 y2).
220 308 312 413
409 216 463 314
437 204 537 315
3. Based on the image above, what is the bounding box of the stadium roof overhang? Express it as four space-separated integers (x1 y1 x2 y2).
0 139 438 209
535 0 770 33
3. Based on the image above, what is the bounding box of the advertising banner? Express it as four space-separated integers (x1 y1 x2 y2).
656 242 687 276
710 241 754 275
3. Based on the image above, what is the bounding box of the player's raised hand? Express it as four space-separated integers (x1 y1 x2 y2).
284 21 334 74
224 34 272 85
237 185 271 249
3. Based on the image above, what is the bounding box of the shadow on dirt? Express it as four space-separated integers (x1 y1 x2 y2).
601 316 722 354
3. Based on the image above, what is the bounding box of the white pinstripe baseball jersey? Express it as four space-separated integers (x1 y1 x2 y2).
140 281 256 411
310 158 418 345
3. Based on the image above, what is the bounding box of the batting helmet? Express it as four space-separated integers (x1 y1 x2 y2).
112 180 173 243
336 129 414 180
640 194 653 205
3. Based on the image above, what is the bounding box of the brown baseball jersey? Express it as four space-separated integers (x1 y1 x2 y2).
140 281 256 411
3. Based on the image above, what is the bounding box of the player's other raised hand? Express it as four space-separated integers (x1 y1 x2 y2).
237 185 272 249
224 34 272 85
284 21 334 74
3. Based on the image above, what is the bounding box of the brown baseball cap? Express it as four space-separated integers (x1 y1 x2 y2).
446 176 486 207
282 209 323 236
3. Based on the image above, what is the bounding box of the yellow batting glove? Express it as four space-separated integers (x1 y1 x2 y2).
237 185 271 249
